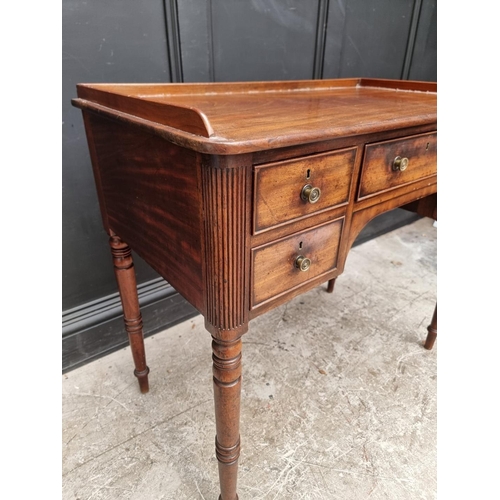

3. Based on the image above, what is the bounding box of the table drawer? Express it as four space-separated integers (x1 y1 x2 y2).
254 148 356 233
251 218 343 307
358 132 436 200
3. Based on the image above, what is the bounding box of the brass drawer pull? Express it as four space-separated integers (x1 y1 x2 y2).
295 255 311 272
301 184 321 203
393 156 409 171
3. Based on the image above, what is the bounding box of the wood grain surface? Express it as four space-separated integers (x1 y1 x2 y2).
358 132 437 199
74 79 436 154
252 219 343 308
254 148 356 232
85 112 205 312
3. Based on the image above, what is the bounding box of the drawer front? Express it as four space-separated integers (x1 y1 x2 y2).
252 218 343 307
358 132 436 199
254 148 356 233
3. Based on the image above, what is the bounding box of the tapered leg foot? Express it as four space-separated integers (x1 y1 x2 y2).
212 335 242 500
134 367 150 394
424 304 437 350
326 278 336 293
109 234 150 393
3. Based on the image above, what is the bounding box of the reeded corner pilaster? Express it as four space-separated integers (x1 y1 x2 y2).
201 154 251 340
201 154 250 500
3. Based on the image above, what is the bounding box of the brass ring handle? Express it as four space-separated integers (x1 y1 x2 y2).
295 255 311 272
301 184 321 203
393 156 409 172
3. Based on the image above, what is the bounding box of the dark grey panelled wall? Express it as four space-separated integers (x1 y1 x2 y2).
62 0 437 371
62 0 192 372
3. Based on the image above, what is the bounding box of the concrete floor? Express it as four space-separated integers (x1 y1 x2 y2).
62 217 437 500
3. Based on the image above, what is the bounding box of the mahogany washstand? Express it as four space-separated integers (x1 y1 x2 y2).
73 78 437 499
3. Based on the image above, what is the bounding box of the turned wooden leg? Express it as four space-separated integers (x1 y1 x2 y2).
212 335 242 500
109 234 150 393
424 304 437 350
326 278 336 294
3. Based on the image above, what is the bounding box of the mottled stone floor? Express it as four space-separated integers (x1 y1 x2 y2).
62 217 437 500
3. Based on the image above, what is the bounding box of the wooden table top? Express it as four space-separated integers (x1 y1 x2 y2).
73 78 436 154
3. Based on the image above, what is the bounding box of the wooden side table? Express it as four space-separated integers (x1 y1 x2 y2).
73 78 437 500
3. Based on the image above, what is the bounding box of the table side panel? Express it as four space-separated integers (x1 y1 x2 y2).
85 112 204 312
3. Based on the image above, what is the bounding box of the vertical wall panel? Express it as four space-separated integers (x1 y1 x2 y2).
178 0 437 84
210 0 320 81
177 0 212 82
408 0 437 81
62 0 171 309
322 0 348 79
323 0 415 79
164 0 184 82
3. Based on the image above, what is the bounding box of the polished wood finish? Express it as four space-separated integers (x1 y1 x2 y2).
212 335 242 500
347 183 437 257
252 218 343 308
74 78 437 499
201 155 251 337
73 78 436 154
109 234 149 393
358 132 437 199
401 193 437 221
253 148 356 232
86 113 205 312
